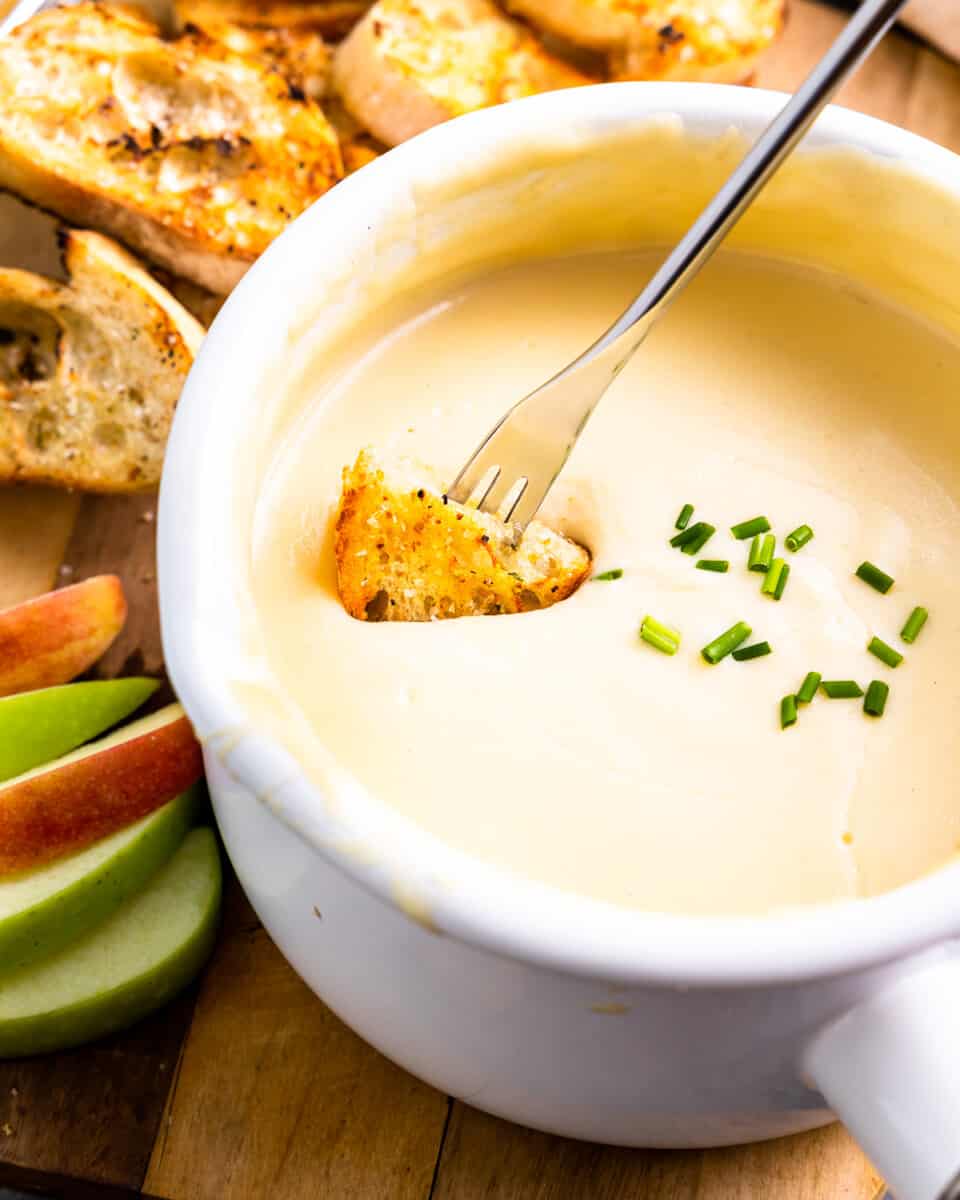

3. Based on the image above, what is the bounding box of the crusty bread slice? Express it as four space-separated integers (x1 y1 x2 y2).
335 448 591 621
0 229 204 492
332 0 592 148
0 3 344 293
504 0 785 83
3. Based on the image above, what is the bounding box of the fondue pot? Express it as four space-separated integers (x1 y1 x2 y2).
158 84 960 1200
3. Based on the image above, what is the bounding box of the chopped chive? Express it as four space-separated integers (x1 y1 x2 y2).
696 559 729 573
670 522 710 550
796 671 821 704
761 558 786 597
901 606 928 644
780 694 798 729
867 636 903 668
748 532 776 573
785 524 814 552
856 561 894 594
675 503 695 531
773 562 790 601
820 680 864 699
593 568 623 581
732 641 771 661
864 680 890 718
701 620 751 665
682 523 715 556
640 615 680 656
730 516 771 540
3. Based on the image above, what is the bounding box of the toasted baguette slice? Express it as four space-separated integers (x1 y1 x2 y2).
332 0 592 148
504 0 785 83
176 0 372 40
0 230 204 492
335 449 591 621
174 13 334 101
0 3 344 293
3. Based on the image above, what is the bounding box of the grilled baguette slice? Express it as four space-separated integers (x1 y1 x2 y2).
335 448 591 621
332 0 592 148
0 230 204 492
504 0 785 82
0 3 344 293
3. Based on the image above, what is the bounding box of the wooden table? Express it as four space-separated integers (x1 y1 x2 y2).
0 5 957 1195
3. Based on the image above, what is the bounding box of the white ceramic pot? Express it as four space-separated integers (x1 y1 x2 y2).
158 84 960 1200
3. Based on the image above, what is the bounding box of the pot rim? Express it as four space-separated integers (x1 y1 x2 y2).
158 81 960 988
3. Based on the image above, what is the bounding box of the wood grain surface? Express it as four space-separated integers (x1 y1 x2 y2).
0 4 956 1195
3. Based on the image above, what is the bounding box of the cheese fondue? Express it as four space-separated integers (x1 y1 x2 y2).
252 248 960 915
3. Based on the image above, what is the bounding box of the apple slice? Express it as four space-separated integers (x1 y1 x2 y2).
0 827 221 1057
0 703 204 876
0 677 160 783
0 575 126 698
0 787 199 974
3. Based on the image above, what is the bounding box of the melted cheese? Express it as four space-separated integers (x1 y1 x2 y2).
252 248 960 915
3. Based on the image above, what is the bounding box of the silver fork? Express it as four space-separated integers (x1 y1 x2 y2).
446 0 909 528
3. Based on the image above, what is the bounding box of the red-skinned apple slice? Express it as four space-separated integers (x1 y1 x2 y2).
0 575 127 698
0 703 204 876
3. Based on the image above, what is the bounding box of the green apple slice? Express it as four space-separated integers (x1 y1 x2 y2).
0 677 160 783
0 786 199 975
0 827 221 1058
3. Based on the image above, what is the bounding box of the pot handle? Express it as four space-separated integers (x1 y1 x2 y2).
803 951 960 1200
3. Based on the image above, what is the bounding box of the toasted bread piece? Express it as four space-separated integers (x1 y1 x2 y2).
0 229 204 492
0 3 344 293
504 0 785 83
175 13 334 101
332 0 592 148
176 0 372 40
335 449 591 621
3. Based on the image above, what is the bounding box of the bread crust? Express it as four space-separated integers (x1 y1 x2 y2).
0 3 344 292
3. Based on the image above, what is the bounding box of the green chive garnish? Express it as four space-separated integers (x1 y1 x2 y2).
864 680 889 717
820 680 864 699
785 524 814 552
670 522 713 551
732 641 771 661
761 558 786 598
696 559 729 573
701 621 751 665
593 568 623 581
640 615 680 656
856 561 894 594
683 523 715 556
748 533 775 573
781 694 798 729
730 516 771 540
796 671 821 704
901 606 928 644
773 562 790 601
675 503 695 531
868 636 903 668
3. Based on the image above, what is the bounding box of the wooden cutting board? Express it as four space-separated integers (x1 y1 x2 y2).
1 5 958 1196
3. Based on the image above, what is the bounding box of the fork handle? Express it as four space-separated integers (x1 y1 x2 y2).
584 0 911 368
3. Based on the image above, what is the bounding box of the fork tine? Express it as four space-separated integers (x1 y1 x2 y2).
446 455 495 506
479 472 526 520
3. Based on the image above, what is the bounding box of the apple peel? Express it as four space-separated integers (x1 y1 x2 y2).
0 703 204 876
0 575 127 698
